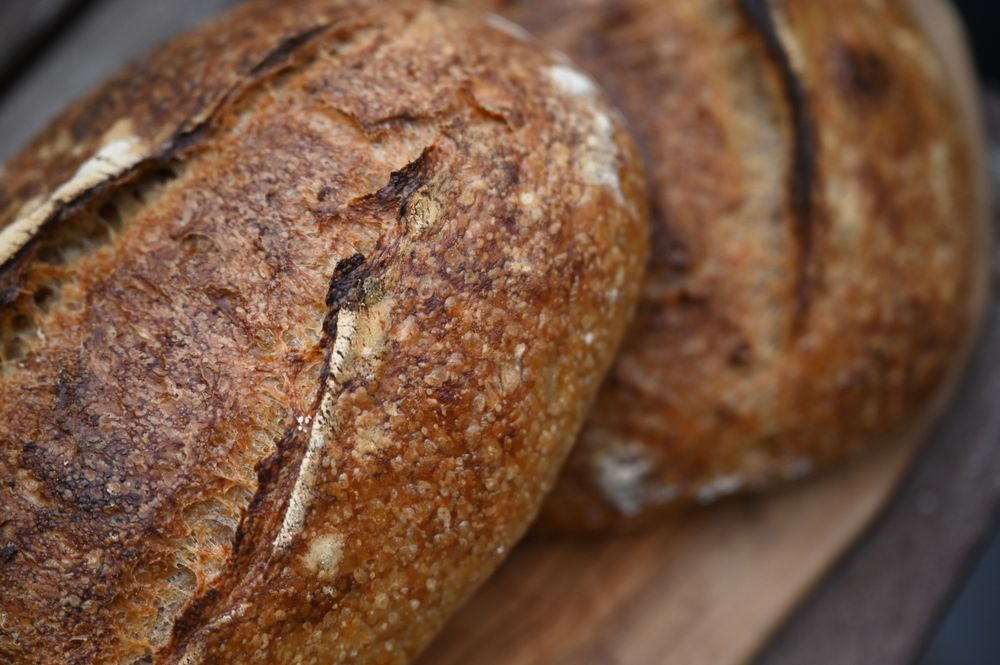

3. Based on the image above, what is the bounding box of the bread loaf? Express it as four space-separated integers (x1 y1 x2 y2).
461 0 991 530
0 1 648 662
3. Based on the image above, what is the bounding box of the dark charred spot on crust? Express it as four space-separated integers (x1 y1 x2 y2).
740 0 820 330
169 116 218 155
379 147 435 217
316 147 437 228
325 254 368 310
322 252 369 343
0 544 16 565
318 264 368 402
832 42 892 104
727 340 754 368
250 26 330 77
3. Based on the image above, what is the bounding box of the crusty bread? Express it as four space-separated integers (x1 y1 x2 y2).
0 1 648 662
460 0 991 530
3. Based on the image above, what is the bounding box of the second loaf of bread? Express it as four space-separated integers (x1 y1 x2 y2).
463 0 992 530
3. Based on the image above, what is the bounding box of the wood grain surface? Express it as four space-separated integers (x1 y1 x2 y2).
0 1 997 665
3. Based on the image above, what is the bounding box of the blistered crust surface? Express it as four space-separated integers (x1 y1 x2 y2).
468 0 987 529
0 1 648 662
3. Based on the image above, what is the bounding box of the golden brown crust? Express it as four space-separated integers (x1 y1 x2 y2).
0 1 648 662
462 0 990 530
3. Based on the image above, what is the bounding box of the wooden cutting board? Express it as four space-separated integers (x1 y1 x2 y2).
418 1 991 663
418 436 918 665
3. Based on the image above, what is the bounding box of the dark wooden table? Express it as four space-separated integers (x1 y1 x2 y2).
1 2 997 664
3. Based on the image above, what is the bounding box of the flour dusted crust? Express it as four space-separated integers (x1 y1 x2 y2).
0 1 648 661
462 0 991 530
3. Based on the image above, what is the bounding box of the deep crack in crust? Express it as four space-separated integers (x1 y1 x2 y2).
0 1 648 662
740 0 820 326
463 0 990 530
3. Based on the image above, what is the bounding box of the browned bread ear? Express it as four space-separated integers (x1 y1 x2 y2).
0 1 648 662
464 0 991 531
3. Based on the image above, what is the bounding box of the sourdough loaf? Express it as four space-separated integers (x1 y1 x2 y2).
462 0 992 530
0 1 648 661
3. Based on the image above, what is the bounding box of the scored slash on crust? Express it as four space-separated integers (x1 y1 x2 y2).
271 149 439 556
272 306 360 552
0 126 147 271
740 0 821 328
